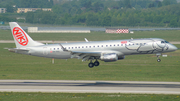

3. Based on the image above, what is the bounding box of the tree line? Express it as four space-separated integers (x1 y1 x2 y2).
0 0 53 13
0 0 178 13
0 0 180 27
25 3 180 27
0 15 16 22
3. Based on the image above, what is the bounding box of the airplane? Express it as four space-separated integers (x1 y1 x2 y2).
7 22 178 68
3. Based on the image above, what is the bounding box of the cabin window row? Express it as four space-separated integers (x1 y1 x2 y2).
52 43 146 50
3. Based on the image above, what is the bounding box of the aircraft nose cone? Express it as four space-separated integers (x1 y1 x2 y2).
170 45 178 51
174 46 178 50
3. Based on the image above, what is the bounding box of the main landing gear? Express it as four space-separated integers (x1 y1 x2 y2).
88 60 100 68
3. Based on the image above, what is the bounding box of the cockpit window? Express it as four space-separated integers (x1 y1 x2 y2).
161 41 169 43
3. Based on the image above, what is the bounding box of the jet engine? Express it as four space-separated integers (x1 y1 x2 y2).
100 53 118 62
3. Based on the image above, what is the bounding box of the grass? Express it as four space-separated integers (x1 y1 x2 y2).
0 92 179 101
0 30 180 100
0 30 180 41
0 29 180 81
0 43 180 81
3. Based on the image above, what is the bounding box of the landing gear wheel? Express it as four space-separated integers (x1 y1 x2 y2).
157 59 161 62
88 63 94 68
156 53 161 62
94 61 100 66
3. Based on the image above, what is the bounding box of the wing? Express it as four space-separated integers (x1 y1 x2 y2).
70 51 101 61
59 44 123 61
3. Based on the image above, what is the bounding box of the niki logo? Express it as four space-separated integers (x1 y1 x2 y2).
121 41 127 44
13 27 28 46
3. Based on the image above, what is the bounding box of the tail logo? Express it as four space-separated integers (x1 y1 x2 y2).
13 27 28 46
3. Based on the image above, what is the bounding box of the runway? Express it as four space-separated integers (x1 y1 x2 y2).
0 80 180 94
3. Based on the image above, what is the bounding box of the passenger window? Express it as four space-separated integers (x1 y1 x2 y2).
82 46 84 48
93 46 95 48
117 44 119 46
101 45 103 47
86 46 88 48
106 45 108 47
114 45 116 46
89 46 91 48
161 41 165 43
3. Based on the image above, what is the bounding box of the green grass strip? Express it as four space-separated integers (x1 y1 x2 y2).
0 92 179 101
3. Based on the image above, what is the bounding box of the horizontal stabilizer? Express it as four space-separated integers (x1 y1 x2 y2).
4 48 29 52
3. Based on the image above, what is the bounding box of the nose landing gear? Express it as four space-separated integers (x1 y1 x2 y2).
157 58 161 62
156 53 161 62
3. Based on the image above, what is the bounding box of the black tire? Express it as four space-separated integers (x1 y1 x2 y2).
157 59 161 62
94 61 100 66
88 63 94 68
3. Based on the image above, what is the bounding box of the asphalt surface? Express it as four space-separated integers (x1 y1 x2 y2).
0 80 180 94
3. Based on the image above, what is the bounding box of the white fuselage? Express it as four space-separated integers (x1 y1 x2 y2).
18 38 177 60
9 22 178 67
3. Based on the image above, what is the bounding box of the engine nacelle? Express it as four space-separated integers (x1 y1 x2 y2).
100 53 118 62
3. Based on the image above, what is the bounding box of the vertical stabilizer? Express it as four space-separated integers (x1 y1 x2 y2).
9 22 44 48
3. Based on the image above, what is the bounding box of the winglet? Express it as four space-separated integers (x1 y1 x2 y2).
85 38 89 42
